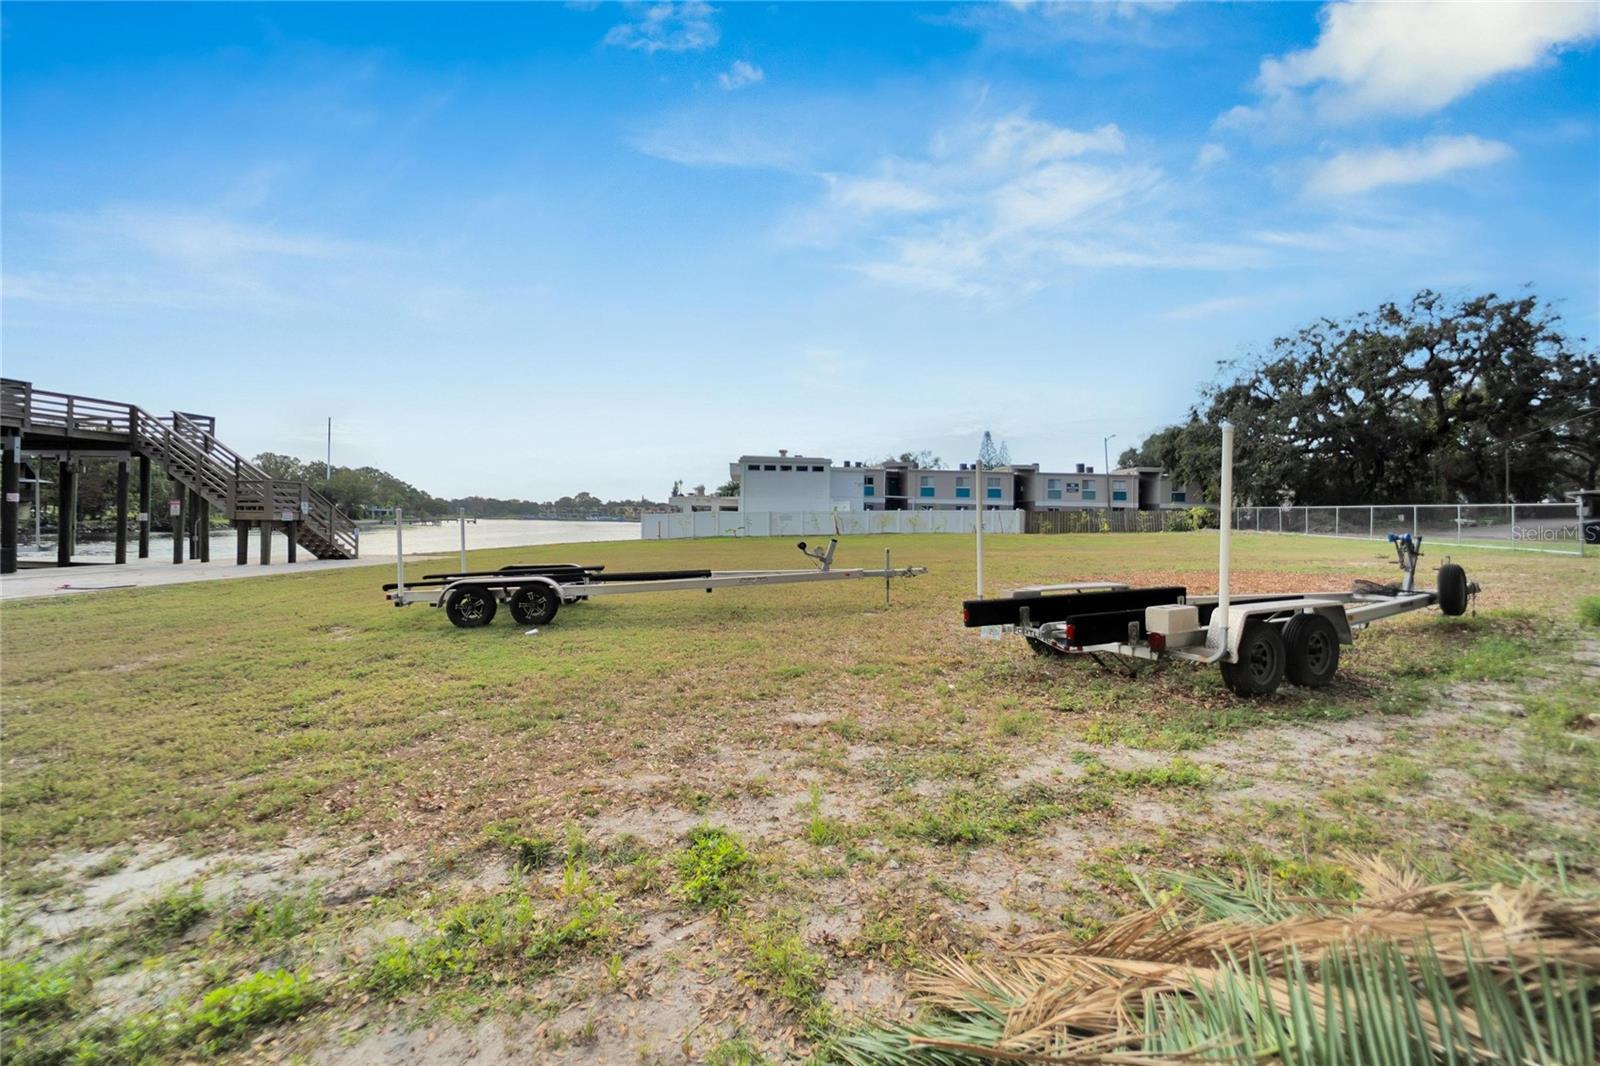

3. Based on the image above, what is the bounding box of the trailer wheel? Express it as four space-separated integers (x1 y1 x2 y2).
509 585 560 626
1284 613 1339 688
1437 563 1469 616
1220 621 1285 697
445 587 497 628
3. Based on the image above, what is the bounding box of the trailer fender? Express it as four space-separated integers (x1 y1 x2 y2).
1215 598 1352 660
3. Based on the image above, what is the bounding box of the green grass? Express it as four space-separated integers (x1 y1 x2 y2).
1578 594 1600 628
2 531 1596 1056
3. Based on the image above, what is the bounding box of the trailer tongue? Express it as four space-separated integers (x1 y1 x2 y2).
961 423 1480 696
385 538 928 629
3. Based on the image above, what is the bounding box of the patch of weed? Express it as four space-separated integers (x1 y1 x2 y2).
132 883 210 945
0 957 76 1022
184 968 319 1051
673 825 752 909
894 783 1065 846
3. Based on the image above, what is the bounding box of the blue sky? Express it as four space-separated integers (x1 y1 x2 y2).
4 2 1597 500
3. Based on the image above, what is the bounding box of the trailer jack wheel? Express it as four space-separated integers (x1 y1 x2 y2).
446 587 497 628
1284 614 1339 688
509 586 560 626
1220 621 1286 697
1437 563 1470 617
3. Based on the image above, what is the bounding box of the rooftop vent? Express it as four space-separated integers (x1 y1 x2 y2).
778 448 789 457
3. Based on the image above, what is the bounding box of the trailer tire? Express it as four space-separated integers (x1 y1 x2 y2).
1437 563 1469 616
445 587 497 628
1284 613 1339 688
509 585 560 626
1220 621 1286 697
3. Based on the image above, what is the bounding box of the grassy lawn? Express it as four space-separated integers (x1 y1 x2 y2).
2 532 1597 1062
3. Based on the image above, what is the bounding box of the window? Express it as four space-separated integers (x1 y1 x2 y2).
986 476 1002 500
780 464 792 471
763 464 776 471
747 464 760 473
955 475 971 499
1083 487 1097 500
1171 490 1186 503
1046 477 1062 500
864 475 875 498
919 474 935 498
812 465 825 472
1112 479 1128 502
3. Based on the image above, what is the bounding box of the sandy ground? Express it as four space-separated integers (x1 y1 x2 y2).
2 519 640 602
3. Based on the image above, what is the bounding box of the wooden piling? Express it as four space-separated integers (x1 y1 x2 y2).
58 461 77 567
173 489 186 564
114 459 129 564
259 521 272 565
236 521 249 565
197 497 211 562
1 433 18 575
137 455 151 559
286 523 297 563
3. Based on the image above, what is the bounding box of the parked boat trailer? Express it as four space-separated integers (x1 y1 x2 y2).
961 424 1481 696
384 538 928 628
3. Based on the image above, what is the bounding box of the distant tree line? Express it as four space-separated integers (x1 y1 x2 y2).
253 453 451 517
447 494 662 519
1119 290 1598 506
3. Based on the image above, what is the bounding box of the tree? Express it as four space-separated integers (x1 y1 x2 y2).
977 432 1009 467
1119 290 1599 504
714 478 740 497
670 479 683 498
881 450 944 469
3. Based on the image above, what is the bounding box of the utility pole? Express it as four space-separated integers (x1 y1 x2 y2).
325 417 332 482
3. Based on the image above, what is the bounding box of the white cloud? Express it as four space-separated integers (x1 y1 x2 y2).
770 111 1260 297
603 2 719 54
1159 294 1255 321
1240 1 1599 123
1304 135 1513 197
717 59 763 91
1194 142 1228 170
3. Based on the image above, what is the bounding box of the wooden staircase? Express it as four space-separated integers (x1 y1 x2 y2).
0 379 358 560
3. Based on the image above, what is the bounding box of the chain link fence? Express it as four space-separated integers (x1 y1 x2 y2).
1027 507 1218 534
1233 503 1590 555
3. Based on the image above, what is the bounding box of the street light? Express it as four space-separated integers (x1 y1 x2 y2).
1107 428 1120 499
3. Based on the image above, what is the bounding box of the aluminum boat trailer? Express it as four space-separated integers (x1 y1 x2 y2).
961 425 1480 697
384 538 928 628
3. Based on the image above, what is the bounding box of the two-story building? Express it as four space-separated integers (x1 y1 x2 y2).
720 450 1203 515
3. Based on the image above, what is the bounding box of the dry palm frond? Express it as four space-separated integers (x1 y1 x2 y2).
831 859 1600 1065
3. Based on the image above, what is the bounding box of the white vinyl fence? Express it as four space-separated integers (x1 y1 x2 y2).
1234 503 1591 556
642 509 1025 540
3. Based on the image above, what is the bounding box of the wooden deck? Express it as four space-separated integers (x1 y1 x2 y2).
1 378 357 573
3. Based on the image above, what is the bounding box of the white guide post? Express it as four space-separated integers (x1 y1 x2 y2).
395 507 405 596
1216 423 1234 645
974 459 985 598
458 509 468 573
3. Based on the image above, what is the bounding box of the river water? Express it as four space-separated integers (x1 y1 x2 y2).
17 518 641 561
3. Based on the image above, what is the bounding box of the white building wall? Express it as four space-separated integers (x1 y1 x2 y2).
828 468 864 510
738 462 833 512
